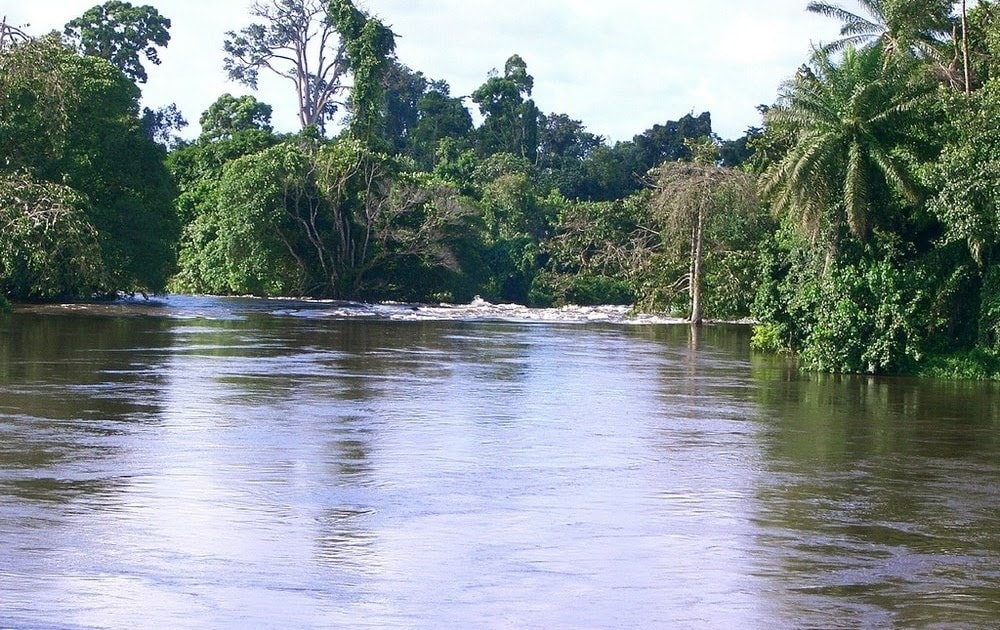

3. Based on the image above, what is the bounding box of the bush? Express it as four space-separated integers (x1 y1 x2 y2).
0 173 108 300
531 272 634 307
919 349 1000 380
753 228 935 374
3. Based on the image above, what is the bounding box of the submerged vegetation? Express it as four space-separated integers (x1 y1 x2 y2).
4 0 1000 377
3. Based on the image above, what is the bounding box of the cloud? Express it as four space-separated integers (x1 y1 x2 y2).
10 0 843 141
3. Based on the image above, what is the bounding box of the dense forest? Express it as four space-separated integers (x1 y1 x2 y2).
3 0 1000 378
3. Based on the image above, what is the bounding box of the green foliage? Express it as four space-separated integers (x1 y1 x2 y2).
750 322 786 353
469 153 559 303
762 45 931 245
806 0 953 61
648 157 760 321
332 0 396 145
409 85 474 170
0 173 107 299
563 113 715 202
918 348 1000 380
800 255 927 373
0 34 75 168
752 224 948 374
977 263 1000 351
198 93 273 141
530 272 633 307
0 36 177 296
174 137 474 300
967 1 1000 84
632 113 714 169
928 80 1000 264
64 0 171 84
472 55 540 161
378 63 428 156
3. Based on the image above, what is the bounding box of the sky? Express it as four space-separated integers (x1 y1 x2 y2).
6 1 844 142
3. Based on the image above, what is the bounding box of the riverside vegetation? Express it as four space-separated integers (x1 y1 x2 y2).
3 0 1000 377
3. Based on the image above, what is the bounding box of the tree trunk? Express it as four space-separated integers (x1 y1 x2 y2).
962 0 971 97
690 207 704 325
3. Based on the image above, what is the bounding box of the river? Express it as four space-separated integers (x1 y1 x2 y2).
1 296 997 628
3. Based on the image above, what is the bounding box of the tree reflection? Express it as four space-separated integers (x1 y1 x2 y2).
749 360 1000 626
0 310 170 503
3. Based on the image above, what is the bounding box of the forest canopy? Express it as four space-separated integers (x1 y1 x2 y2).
4 0 1000 377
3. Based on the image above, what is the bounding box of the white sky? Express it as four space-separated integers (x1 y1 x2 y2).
6 1 843 142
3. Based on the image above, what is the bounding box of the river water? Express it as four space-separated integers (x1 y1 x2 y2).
1 297 997 629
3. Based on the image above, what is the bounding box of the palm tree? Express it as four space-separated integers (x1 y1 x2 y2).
806 0 953 62
761 45 931 250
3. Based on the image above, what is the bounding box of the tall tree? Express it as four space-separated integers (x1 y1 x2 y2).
538 114 602 164
472 54 540 161
63 1 170 84
0 35 177 296
761 45 930 250
632 112 714 170
807 0 952 56
378 63 429 155
536 113 604 198
224 0 350 134
330 0 396 145
410 84 474 169
649 140 758 324
198 93 273 141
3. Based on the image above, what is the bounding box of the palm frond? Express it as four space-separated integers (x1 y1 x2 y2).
806 1 866 25
844 140 868 236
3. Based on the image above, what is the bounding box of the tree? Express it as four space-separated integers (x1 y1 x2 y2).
649 141 758 324
964 0 1000 86
0 34 76 169
198 93 273 141
169 94 277 228
539 195 651 306
63 1 171 84
141 103 187 149
566 113 716 202
0 16 29 51
378 63 429 155
176 138 472 299
538 114 603 166
806 0 953 61
331 0 396 145
0 35 177 296
761 45 930 252
536 113 604 198
224 0 351 134
632 112 714 169
410 84 474 169
472 54 540 161
0 173 106 299
471 152 556 302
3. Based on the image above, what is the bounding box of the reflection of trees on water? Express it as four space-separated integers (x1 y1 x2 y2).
748 363 1000 626
0 311 171 503
624 323 757 407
